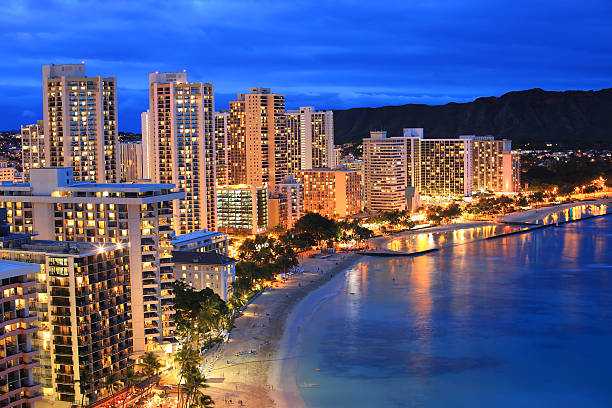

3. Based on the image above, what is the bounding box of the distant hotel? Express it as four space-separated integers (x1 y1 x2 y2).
217 185 269 235
363 128 520 211
286 107 336 173
42 63 119 183
296 168 362 219
144 71 217 234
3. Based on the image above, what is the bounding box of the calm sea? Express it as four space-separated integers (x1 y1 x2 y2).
295 214 612 407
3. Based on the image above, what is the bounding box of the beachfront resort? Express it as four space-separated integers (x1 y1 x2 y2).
1 16 612 407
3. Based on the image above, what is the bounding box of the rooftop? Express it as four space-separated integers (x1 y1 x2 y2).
172 229 227 245
0 259 40 280
2 238 122 257
172 251 236 266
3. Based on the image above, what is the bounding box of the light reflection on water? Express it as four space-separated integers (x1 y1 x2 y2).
296 216 612 408
387 224 526 252
388 204 609 253
536 204 608 225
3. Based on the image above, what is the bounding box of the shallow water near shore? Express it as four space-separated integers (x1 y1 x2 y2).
295 215 612 407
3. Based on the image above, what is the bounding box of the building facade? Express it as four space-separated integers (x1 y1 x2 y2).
296 169 362 219
363 131 418 212
285 107 335 173
217 185 268 235
268 175 303 230
228 88 287 190
173 251 236 301
20 121 45 181
42 63 119 183
0 259 41 408
119 141 144 182
215 111 230 187
147 72 216 234
0 168 184 356
172 230 229 255
0 238 132 407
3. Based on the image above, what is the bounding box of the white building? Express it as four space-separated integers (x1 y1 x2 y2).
42 63 119 183
146 71 217 234
173 251 236 301
172 229 229 255
286 107 335 172
0 167 184 356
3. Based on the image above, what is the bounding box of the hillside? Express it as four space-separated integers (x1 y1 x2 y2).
333 88 612 148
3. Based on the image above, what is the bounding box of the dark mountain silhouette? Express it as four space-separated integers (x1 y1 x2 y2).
333 88 612 148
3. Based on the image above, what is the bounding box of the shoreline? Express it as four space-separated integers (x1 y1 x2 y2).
268 259 359 407
201 198 610 407
371 198 610 250
202 252 364 407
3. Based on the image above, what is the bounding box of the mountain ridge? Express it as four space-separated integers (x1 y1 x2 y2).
332 88 612 147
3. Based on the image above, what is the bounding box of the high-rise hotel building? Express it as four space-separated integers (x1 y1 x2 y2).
215 111 230 186
417 134 518 197
20 120 46 181
42 63 119 183
285 107 335 173
0 168 184 356
228 88 287 190
146 72 216 234
363 130 420 212
0 235 132 407
0 259 42 408
296 169 362 219
363 128 520 208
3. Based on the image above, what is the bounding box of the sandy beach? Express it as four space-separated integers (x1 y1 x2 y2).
201 252 363 407
198 198 610 407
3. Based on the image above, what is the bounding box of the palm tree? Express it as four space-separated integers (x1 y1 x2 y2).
103 373 120 397
175 344 203 406
76 369 92 407
140 352 162 379
120 367 141 408
122 366 142 389
182 369 213 408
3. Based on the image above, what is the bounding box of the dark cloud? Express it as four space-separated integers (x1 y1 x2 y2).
1 0 611 131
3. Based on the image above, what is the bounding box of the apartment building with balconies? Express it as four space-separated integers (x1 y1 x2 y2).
0 259 41 408
0 168 184 358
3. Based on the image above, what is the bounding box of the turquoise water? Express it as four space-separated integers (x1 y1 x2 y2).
295 215 612 407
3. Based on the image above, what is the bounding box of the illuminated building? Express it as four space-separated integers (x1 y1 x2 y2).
172 251 236 301
285 107 335 173
503 150 521 193
147 72 216 234
119 141 144 181
228 88 287 190
42 63 119 183
172 229 229 255
217 185 268 235
215 111 230 186
0 168 184 356
363 130 420 212
416 133 518 197
268 175 303 230
417 136 470 198
296 169 362 219
0 166 16 183
20 121 45 181
140 110 152 179
0 259 41 408
0 236 131 407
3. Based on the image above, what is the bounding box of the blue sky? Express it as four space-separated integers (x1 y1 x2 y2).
2 0 611 132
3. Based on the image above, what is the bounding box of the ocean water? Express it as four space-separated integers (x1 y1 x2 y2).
295 215 612 407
